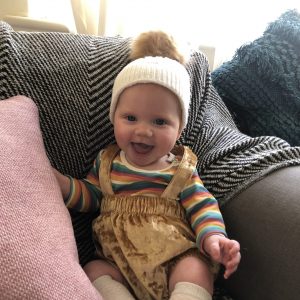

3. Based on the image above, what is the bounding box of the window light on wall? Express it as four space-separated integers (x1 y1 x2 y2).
28 0 76 32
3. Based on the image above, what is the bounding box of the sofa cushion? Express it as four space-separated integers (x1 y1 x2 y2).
0 96 101 300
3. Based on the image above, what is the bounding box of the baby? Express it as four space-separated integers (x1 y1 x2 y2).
53 31 240 300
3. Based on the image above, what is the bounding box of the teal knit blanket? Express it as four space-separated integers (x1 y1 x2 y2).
212 9 300 146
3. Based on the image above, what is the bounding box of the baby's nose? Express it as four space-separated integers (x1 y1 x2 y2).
135 124 153 137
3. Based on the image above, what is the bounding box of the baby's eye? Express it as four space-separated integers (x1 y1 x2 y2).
126 115 136 122
154 119 167 126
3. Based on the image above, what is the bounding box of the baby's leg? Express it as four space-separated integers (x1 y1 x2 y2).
169 256 213 300
84 259 135 300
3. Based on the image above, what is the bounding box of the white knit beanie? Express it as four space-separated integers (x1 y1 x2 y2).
110 56 190 131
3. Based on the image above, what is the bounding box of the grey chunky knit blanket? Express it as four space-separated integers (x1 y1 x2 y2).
212 9 300 146
1 20 300 298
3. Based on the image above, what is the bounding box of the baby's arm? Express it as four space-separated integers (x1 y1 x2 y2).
203 234 241 279
52 168 71 199
52 151 102 212
180 167 241 278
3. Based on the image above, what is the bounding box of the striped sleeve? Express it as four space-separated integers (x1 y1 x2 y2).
180 169 227 252
64 152 102 212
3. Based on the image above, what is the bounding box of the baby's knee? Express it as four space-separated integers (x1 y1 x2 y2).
169 255 214 294
83 259 123 283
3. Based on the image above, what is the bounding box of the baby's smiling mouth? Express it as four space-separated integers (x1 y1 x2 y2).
131 142 154 154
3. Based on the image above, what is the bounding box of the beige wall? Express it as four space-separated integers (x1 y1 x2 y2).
0 0 28 18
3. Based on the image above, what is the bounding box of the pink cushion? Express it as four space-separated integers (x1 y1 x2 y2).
0 96 102 299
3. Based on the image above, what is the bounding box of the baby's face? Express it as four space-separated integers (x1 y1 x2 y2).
113 83 182 170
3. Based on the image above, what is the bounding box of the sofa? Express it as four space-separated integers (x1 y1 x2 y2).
0 10 300 300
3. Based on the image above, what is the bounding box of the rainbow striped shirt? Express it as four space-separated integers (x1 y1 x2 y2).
65 150 226 251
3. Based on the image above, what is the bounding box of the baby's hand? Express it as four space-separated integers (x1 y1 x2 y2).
203 234 241 279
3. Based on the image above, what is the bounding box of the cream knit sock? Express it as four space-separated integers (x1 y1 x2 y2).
170 282 212 300
92 275 135 300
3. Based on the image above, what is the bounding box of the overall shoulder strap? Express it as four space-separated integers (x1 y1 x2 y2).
99 144 120 195
162 145 197 199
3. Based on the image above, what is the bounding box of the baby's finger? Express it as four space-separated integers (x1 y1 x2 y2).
229 240 240 253
227 252 241 268
223 252 241 279
224 264 238 279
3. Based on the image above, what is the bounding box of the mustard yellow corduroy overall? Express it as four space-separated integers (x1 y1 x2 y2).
92 144 205 300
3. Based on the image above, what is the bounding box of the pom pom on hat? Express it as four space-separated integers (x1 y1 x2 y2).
110 55 191 131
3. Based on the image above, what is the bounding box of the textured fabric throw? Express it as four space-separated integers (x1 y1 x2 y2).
1 18 300 299
212 9 300 146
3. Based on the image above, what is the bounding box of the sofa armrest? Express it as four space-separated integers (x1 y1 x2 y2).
2 15 70 32
220 165 300 300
